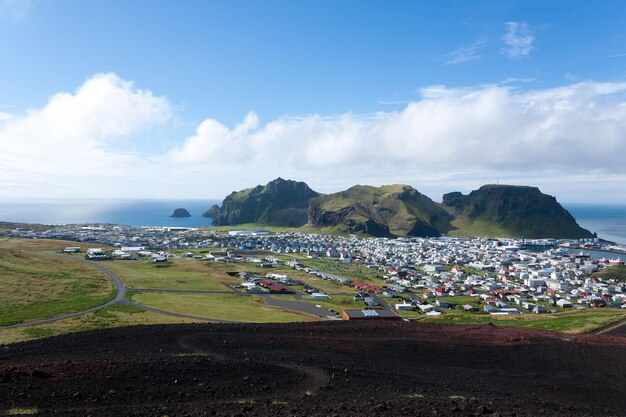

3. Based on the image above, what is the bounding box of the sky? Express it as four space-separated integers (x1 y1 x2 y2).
1 0 626 203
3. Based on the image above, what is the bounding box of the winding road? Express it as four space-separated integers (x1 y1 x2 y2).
1 255 337 329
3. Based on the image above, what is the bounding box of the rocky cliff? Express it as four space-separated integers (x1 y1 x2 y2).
204 180 595 239
170 208 191 218
203 178 320 227
308 184 452 237
442 184 594 239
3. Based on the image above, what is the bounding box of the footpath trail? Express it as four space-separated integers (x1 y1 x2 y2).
1 255 337 329
589 315 626 336
1 256 126 329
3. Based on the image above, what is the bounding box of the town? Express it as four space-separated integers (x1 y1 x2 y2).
5 223 626 323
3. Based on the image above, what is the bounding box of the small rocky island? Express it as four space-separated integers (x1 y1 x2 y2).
170 208 191 218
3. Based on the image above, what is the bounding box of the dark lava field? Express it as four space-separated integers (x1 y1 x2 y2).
1 321 625 416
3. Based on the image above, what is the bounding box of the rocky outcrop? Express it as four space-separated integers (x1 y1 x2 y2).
204 178 320 227
170 208 191 218
204 180 594 239
442 184 594 238
308 184 452 237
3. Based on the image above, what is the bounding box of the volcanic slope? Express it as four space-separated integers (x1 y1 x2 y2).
308 184 452 237
204 178 319 227
443 184 594 238
1 321 625 417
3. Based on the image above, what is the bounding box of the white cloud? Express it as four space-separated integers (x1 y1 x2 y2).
166 81 626 199
4 74 626 203
501 22 535 59
0 73 172 197
445 39 487 65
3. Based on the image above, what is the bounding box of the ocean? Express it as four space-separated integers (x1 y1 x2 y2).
566 204 626 245
0 199 221 227
0 200 625 244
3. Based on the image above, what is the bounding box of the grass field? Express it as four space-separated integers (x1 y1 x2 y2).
0 304 198 345
273 294 363 312
104 258 243 290
2 237 625 344
0 248 116 326
131 292 318 323
276 254 387 286
422 309 626 333
105 257 360 295
0 237 113 252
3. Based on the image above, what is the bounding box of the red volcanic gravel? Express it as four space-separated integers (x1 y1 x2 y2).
1 321 625 416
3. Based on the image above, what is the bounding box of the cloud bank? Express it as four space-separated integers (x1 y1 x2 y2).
169 81 626 176
0 73 171 196
3 73 626 201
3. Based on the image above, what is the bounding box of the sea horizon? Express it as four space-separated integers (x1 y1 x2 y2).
0 198 222 228
0 199 625 245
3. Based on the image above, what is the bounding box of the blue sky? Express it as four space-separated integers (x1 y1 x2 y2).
1 0 626 202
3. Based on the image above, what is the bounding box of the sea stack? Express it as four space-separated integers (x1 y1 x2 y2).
170 208 191 218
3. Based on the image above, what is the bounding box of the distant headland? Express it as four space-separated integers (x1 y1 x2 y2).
203 178 594 239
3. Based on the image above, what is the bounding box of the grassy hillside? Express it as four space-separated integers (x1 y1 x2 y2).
207 178 319 227
593 265 626 282
308 184 451 237
204 180 593 239
0 246 116 326
442 184 594 239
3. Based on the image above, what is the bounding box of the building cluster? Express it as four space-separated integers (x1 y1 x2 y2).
6 225 626 315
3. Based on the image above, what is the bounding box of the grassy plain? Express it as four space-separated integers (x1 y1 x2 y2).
105 256 361 294
131 292 318 323
0 304 198 345
421 308 626 333
272 294 363 312
277 254 387 286
3 237 625 344
0 237 113 252
0 245 116 326
104 258 242 291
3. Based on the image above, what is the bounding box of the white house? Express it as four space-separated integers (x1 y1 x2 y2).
556 299 573 308
311 292 330 300
394 302 413 311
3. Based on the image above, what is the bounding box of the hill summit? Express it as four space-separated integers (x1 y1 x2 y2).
308 184 451 237
202 178 319 227
442 184 594 239
204 180 594 238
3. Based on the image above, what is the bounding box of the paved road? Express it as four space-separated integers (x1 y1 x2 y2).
1 256 128 329
127 288 239 295
262 295 337 318
120 300 239 323
1 255 338 329
368 293 399 316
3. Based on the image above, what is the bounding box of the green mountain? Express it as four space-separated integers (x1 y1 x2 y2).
203 178 319 227
307 184 452 237
204 180 594 239
442 184 594 239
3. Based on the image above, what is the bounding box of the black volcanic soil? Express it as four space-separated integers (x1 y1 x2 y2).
1 321 625 416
